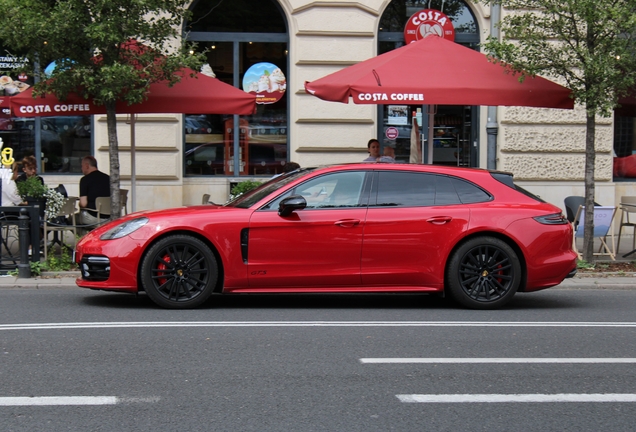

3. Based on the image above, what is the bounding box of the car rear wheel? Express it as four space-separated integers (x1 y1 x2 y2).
141 235 218 309
447 237 521 310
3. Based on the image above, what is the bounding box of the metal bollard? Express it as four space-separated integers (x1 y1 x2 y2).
17 208 31 278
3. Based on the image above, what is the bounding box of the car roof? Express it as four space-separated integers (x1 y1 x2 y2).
306 162 500 178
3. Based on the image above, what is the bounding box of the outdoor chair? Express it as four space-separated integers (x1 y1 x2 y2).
617 196 636 255
202 193 211 204
43 197 78 260
564 196 599 225
94 197 111 224
81 197 111 233
572 205 617 260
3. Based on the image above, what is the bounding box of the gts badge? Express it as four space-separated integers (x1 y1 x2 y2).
251 270 267 276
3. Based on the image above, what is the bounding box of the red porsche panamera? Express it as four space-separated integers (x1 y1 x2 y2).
75 163 577 309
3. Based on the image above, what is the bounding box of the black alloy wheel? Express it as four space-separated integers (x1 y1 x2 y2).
141 235 218 309
447 236 521 310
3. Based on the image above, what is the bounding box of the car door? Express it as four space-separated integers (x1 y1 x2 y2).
247 171 370 288
361 171 489 287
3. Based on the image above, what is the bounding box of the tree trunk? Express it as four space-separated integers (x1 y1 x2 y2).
105 101 121 219
582 110 596 262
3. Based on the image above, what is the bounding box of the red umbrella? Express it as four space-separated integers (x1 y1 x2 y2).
304 36 573 109
9 68 256 211
10 68 256 117
0 97 11 117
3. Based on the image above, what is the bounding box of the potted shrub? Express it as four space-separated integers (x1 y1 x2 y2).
16 176 48 216
16 176 65 220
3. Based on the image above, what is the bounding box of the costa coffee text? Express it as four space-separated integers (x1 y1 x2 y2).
19 104 91 114
357 93 424 102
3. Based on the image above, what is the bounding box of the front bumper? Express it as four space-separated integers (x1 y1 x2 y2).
75 234 145 292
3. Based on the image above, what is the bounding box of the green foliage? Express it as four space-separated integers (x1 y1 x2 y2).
16 176 48 199
16 179 66 221
0 0 206 219
8 260 45 277
229 180 262 201
44 246 76 272
577 260 594 269
0 0 206 106
476 0 636 117
30 260 45 276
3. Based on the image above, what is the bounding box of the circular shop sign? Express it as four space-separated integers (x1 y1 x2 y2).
242 62 287 105
404 9 455 44
385 127 399 140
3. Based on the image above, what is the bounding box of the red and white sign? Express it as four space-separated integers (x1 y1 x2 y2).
404 9 455 44
385 127 399 140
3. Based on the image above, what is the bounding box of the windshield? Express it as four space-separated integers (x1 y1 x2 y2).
225 168 316 208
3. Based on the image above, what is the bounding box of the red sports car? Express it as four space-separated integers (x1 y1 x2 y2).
75 163 577 309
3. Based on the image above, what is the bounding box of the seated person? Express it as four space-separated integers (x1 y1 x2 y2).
78 156 110 233
0 166 22 206
15 155 45 186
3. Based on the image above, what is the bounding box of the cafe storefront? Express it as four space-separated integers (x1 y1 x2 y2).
1 0 629 212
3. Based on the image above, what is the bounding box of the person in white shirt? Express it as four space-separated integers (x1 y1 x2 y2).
0 166 22 206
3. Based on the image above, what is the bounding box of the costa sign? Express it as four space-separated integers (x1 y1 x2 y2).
357 92 424 102
404 9 455 44
18 104 92 114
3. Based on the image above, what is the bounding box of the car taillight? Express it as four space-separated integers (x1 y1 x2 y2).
533 213 568 225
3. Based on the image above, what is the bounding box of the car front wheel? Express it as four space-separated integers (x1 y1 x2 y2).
141 235 218 309
447 237 521 310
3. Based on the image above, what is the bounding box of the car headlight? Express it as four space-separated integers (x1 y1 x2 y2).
100 217 149 240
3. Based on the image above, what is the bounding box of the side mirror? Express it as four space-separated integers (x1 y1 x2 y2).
278 195 307 217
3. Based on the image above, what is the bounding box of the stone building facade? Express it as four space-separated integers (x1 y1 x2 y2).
48 0 631 215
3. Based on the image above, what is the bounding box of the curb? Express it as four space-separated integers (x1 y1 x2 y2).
0 271 79 289
556 277 636 290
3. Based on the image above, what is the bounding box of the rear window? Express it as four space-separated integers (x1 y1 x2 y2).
491 172 545 203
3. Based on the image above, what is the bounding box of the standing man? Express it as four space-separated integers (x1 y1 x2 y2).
78 156 110 233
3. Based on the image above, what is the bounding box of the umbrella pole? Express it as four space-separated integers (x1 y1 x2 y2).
130 114 136 213
427 105 435 164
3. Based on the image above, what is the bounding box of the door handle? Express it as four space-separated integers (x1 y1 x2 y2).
335 219 360 227
426 216 452 225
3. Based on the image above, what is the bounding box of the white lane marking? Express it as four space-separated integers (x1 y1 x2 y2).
0 397 117 406
397 394 636 403
2 321 636 331
0 396 159 406
361 358 636 364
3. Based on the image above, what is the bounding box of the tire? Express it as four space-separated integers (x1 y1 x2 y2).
447 236 521 310
140 235 218 309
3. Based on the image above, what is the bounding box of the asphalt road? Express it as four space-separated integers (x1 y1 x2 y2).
1 287 636 431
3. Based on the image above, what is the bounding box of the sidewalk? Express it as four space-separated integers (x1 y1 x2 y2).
0 272 80 289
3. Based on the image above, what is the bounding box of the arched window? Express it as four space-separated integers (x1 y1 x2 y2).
184 0 289 177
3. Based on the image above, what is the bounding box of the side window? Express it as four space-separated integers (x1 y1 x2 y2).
375 171 490 207
376 172 436 206
263 171 367 210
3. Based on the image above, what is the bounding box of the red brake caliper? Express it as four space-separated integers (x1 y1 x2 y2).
157 254 170 285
